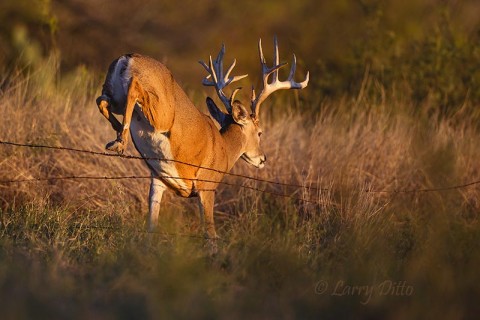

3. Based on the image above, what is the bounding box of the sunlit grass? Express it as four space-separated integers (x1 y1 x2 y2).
0 62 479 318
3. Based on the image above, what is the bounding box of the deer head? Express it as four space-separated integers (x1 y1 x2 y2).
199 36 309 169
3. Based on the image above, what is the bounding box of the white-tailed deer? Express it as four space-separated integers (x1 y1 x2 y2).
96 37 308 242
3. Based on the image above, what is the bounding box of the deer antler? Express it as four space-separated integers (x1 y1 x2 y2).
251 36 309 118
199 44 248 113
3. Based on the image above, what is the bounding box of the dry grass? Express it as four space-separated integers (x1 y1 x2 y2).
1 63 480 319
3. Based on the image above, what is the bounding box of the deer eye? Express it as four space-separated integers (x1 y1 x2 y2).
258 132 262 137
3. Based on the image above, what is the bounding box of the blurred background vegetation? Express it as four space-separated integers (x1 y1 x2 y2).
2 0 480 116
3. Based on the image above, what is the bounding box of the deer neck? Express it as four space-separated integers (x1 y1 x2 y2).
221 124 246 171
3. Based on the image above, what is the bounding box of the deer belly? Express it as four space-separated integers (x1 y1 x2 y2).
130 116 191 195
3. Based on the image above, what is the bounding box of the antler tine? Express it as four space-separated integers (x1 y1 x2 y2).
199 59 213 86
215 44 225 79
230 87 242 104
251 37 309 117
251 85 256 106
225 59 248 84
288 54 309 88
209 55 219 84
258 38 266 65
272 35 280 81
225 58 236 81
288 54 297 81
199 44 248 113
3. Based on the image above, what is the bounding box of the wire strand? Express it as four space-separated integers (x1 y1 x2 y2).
0 140 327 192
1 140 480 197
0 174 321 204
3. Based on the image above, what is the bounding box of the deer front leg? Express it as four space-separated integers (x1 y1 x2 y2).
148 177 166 232
104 77 140 154
198 190 218 254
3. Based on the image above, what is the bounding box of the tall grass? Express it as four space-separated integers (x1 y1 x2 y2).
1 63 479 319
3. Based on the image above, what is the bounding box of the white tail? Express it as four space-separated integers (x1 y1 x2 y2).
96 39 308 249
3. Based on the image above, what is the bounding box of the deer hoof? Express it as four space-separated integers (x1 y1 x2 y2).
106 139 125 154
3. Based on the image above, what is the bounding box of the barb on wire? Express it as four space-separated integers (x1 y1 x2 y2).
0 140 327 192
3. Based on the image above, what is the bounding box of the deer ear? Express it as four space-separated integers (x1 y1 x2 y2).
231 101 249 125
206 97 227 126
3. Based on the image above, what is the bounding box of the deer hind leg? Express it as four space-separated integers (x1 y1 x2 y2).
198 191 219 254
105 77 140 154
96 95 123 133
148 177 167 232
96 96 126 151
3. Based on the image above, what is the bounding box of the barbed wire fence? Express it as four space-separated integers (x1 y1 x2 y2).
1 140 480 198
1 139 480 239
